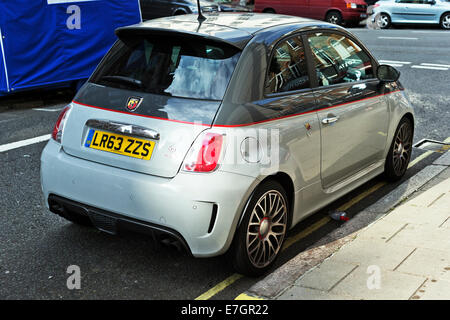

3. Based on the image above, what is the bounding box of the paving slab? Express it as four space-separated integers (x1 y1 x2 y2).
412 279 450 300
295 259 358 292
366 165 447 213
386 223 450 252
330 237 416 271
381 204 450 228
330 267 426 300
278 285 357 300
396 247 450 281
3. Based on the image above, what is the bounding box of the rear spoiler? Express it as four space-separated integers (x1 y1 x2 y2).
115 25 251 50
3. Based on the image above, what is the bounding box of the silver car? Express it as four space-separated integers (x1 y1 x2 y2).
41 13 415 276
372 0 450 29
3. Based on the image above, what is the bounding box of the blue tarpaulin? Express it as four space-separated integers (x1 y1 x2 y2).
0 0 141 96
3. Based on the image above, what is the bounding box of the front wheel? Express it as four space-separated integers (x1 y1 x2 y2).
231 180 289 277
440 13 450 29
384 117 413 182
377 13 391 29
326 11 343 25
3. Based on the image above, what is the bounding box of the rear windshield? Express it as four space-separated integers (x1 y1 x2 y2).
90 35 241 101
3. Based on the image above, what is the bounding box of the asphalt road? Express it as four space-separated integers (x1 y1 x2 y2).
0 27 449 300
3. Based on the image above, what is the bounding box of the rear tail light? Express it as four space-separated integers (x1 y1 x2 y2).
182 131 225 173
373 3 380 7
51 105 71 143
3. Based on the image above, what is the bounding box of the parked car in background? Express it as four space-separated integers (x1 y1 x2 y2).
208 0 252 11
372 0 450 29
140 0 249 20
254 0 368 25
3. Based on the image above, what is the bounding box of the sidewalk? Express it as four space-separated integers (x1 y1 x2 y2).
246 151 450 300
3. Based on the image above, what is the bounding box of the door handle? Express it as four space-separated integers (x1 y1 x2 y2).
322 116 339 124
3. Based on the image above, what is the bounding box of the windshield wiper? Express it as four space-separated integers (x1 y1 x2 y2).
100 76 143 89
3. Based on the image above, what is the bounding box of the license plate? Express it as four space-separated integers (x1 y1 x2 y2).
85 129 155 160
360 13 367 18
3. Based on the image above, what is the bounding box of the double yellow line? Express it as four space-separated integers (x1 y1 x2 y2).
195 140 447 301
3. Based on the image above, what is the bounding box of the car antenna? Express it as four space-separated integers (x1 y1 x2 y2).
197 0 206 22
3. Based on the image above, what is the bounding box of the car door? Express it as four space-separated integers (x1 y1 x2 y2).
404 0 438 22
394 0 436 22
283 0 310 17
262 34 321 195
306 31 389 190
308 0 332 20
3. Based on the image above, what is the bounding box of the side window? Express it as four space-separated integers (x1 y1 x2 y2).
265 36 310 94
307 33 374 87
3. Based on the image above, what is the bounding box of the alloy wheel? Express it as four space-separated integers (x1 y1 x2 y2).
377 14 390 29
246 190 287 269
327 14 340 24
392 121 413 176
442 14 450 29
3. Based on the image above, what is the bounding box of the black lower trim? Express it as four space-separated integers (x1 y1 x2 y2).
48 194 192 256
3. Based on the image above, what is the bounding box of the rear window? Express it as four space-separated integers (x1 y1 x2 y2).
90 35 241 101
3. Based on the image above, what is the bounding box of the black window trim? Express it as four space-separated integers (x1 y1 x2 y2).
263 29 380 100
303 29 380 91
263 32 315 99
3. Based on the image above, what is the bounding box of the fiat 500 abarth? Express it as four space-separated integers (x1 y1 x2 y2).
41 13 414 276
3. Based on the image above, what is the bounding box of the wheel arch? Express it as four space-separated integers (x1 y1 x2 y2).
325 8 343 20
173 8 188 15
255 172 295 229
440 11 450 23
262 7 276 13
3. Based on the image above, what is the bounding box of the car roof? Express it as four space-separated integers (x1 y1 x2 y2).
116 12 332 50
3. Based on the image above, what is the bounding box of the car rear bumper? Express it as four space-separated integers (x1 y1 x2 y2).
41 139 259 257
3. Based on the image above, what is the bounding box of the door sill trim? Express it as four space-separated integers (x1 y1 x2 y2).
323 160 385 194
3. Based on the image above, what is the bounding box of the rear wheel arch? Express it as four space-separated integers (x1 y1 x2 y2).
238 172 295 230
173 9 187 15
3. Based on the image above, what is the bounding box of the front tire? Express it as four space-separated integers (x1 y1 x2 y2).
231 180 289 277
440 12 450 29
384 117 413 182
326 11 343 25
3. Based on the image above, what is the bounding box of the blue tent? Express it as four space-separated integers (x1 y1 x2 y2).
0 0 141 96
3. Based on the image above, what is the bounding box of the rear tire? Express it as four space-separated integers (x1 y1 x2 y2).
326 11 343 25
231 180 289 277
384 117 413 182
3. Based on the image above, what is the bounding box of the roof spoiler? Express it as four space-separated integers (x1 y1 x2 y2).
115 26 249 50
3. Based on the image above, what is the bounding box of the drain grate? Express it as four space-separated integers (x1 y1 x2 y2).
414 139 450 153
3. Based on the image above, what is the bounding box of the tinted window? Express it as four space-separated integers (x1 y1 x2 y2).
265 36 310 94
307 33 374 87
90 36 241 100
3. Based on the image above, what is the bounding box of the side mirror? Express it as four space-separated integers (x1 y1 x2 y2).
377 64 400 82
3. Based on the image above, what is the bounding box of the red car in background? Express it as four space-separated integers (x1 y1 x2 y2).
254 0 368 26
